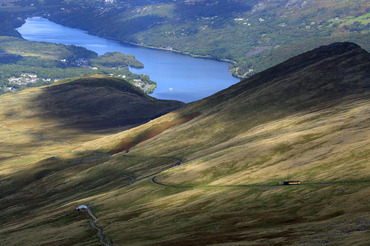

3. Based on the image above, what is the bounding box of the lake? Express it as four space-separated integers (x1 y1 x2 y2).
17 17 240 103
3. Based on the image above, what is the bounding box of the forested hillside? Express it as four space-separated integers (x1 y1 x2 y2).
23 0 370 77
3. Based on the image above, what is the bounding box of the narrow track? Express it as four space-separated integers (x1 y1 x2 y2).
85 202 111 246
120 155 370 189
77 153 370 246
79 159 135 246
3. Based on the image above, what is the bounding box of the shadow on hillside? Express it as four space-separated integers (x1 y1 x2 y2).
27 78 185 131
0 151 132 224
0 48 22 64
118 15 166 36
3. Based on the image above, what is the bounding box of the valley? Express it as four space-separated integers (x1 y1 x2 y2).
16 17 239 103
29 0 370 77
0 1 369 245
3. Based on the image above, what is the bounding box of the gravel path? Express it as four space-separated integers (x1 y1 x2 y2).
86 202 111 246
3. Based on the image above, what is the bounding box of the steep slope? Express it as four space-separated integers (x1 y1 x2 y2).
1 43 369 246
82 42 369 245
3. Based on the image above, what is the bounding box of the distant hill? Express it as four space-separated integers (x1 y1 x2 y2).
1 43 369 246
28 75 184 130
200 42 370 112
32 0 370 78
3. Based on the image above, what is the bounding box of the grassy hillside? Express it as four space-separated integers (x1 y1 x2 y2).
0 43 369 245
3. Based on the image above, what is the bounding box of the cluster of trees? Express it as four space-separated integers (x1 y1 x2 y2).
343 22 370 32
174 0 256 19
0 62 156 94
89 52 143 68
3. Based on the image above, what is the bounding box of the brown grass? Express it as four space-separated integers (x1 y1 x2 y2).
109 112 200 154
1 44 369 245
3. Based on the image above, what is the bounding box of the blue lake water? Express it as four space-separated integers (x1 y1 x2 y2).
17 17 240 103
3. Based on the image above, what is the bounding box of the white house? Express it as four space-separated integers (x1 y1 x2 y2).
76 205 88 211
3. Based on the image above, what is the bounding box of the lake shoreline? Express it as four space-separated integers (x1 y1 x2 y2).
17 17 240 103
36 15 240 78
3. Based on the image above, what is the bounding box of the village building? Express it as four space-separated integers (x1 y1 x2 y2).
75 205 88 211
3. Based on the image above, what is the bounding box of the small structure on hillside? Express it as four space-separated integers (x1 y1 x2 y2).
75 205 88 212
283 181 301 185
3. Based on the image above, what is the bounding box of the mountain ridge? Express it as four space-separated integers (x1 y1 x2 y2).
197 42 370 113
95 42 370 156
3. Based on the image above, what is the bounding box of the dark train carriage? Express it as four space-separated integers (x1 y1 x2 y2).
283 181 301 185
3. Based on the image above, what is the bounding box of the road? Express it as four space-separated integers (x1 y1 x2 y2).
120 155 370 189
4 123 369 245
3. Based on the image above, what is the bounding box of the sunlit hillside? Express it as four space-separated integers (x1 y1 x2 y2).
0 43 369 245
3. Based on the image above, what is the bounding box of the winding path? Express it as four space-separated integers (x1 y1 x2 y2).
1 125 123 246
78 161 135 246
78 202 111 246
75 153 370 246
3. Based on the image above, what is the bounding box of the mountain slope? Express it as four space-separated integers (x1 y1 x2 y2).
1 74 184 132
84 42 370 245
29 75 184 130
1 43 369 246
